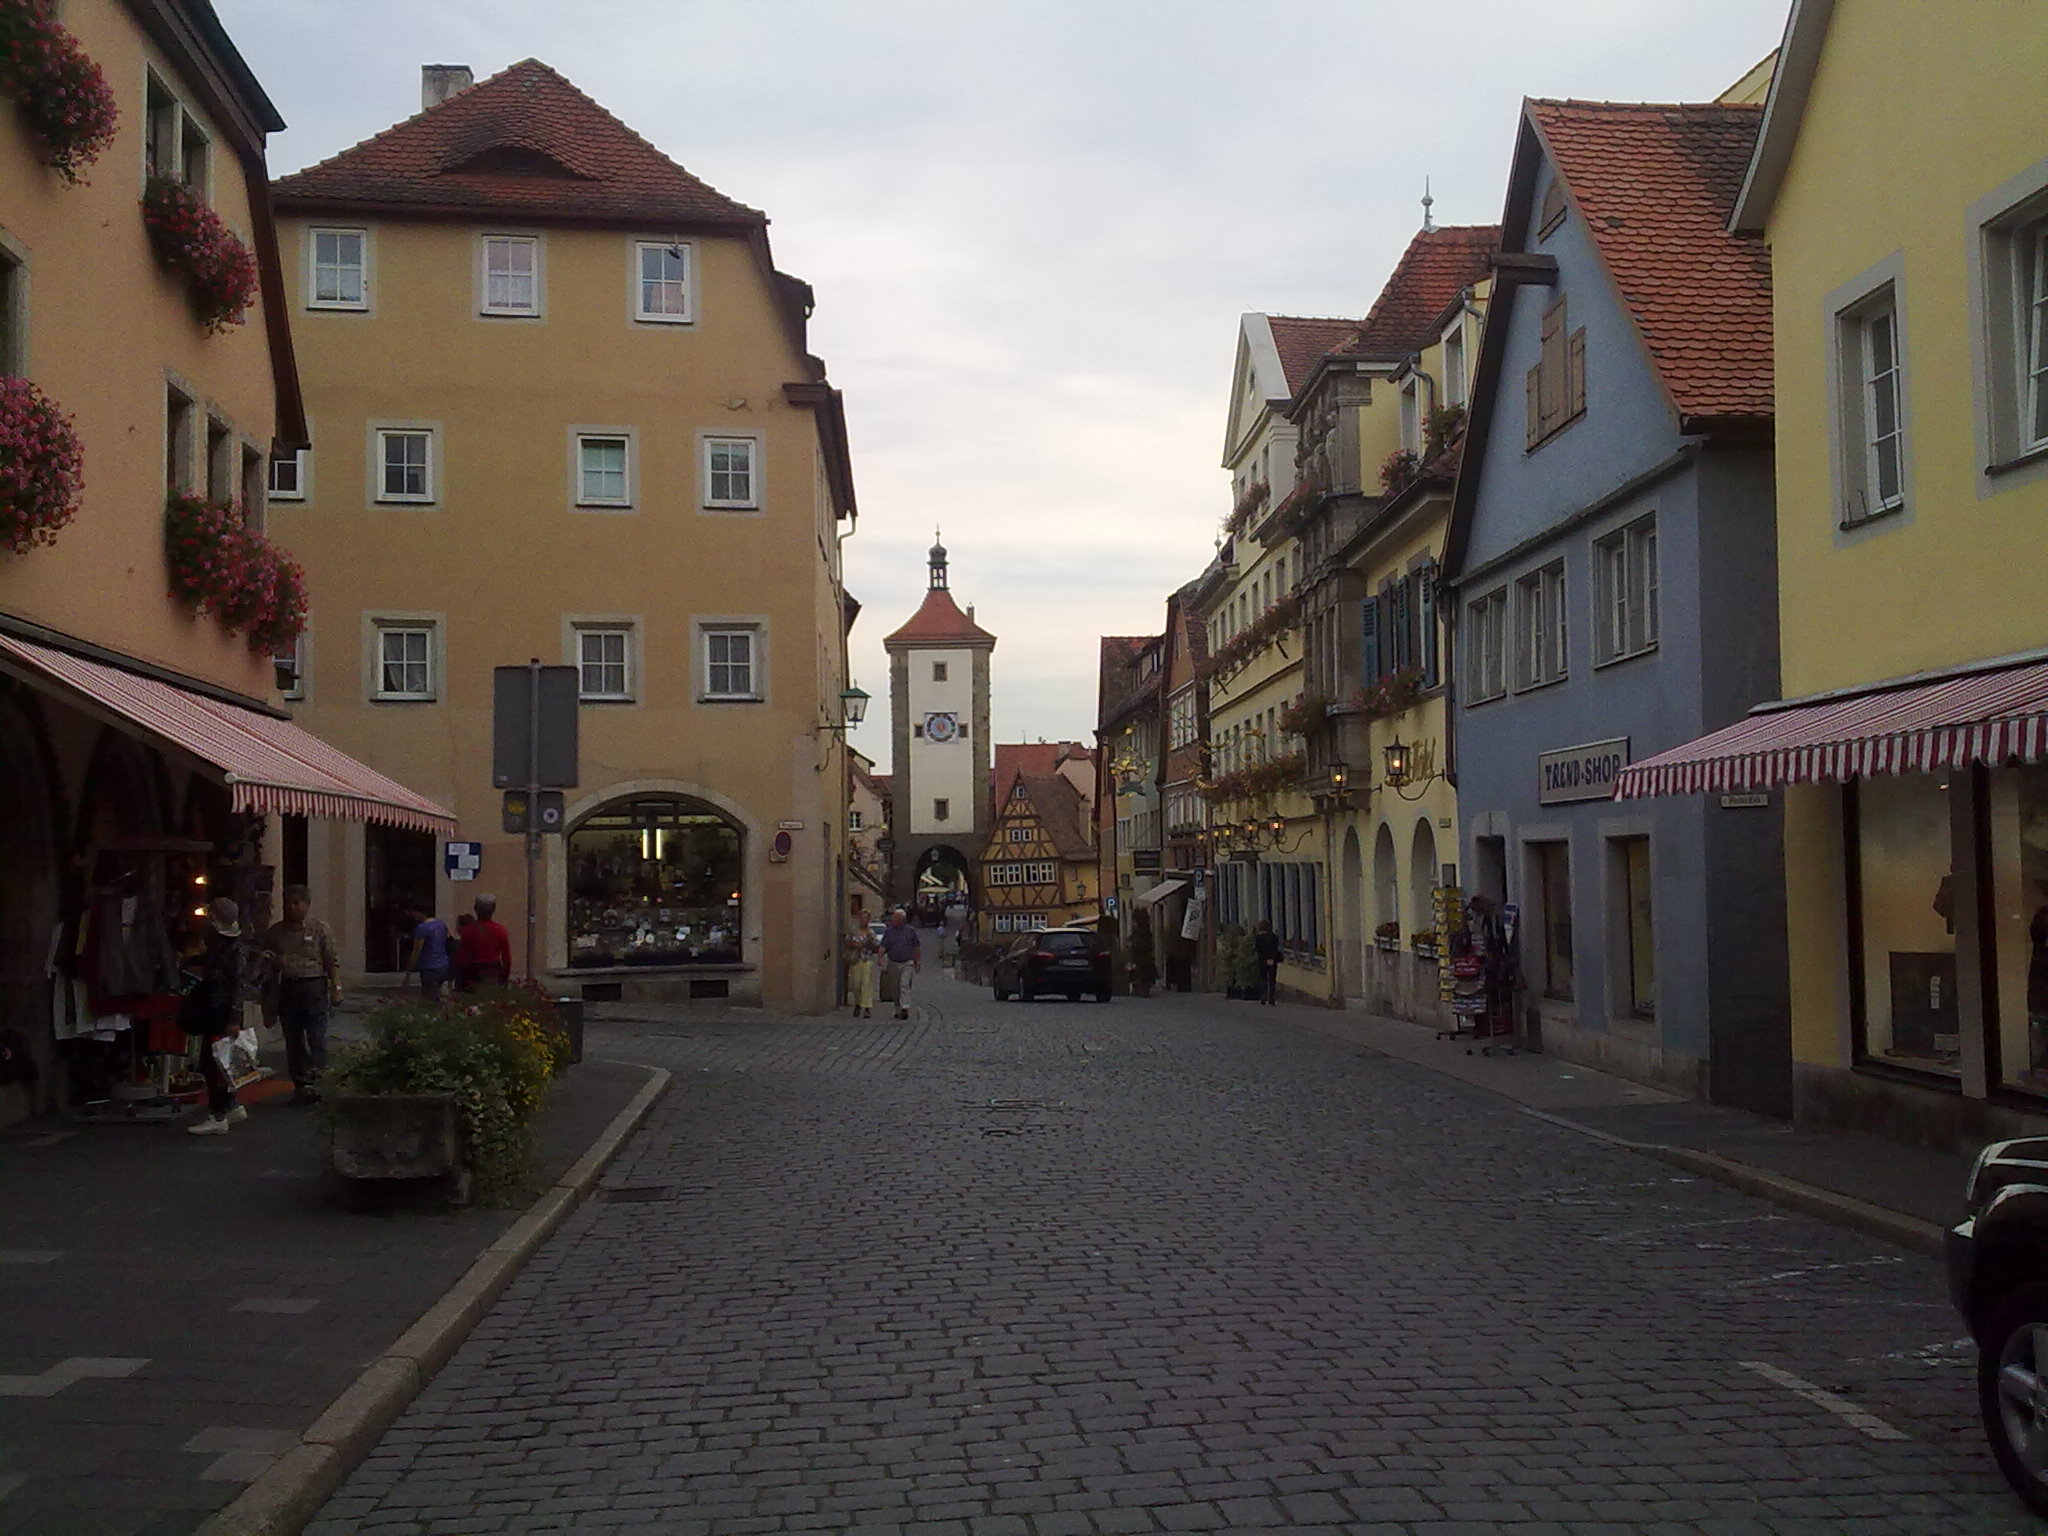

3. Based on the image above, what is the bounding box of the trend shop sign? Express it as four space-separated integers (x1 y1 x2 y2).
1537 737 1630 806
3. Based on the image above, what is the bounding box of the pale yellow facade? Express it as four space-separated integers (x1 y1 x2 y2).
1748 0 2048 1136
0 0 282 703
273 114 854 1009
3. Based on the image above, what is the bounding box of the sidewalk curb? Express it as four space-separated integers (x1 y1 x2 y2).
1519 1106 1947 1257
194 1063 671 1536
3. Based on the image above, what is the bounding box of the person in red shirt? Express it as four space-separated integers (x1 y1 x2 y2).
455 893 514 991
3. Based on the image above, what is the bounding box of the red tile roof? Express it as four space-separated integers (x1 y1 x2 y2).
1348 225 1500 358
884 588 996 647
1016 775 1095 861
1267 317 1362 397
1526 99 1772 421
273 59 762 226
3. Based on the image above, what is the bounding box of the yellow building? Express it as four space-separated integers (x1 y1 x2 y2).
0 0 447 1124
270 61 858 1011
1620 0 2048 1142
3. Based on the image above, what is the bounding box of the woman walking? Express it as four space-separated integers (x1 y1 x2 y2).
846 925 879 1018
185 899 248 1136
1252 918 1282 1006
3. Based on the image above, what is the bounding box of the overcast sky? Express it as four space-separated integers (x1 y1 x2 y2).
219 0 1790 764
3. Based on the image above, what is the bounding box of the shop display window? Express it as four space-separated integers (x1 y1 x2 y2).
1849 773 1959 1076
1990 765 2048 1094
567 796 742 968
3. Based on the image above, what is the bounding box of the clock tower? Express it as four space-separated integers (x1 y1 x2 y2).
883 536 996 908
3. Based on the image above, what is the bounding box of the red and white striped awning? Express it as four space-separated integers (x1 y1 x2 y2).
1616 657 2048 799
0 635 456 834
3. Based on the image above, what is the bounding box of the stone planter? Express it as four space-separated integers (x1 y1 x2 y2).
327 1092 469 1205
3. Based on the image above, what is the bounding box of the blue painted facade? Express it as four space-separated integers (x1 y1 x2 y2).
1446 124 1790 1114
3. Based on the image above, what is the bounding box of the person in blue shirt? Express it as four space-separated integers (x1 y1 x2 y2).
878 908 922 1020
404 905 454 1002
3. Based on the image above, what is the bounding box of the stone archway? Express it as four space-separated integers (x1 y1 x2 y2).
1372 821 1399 935
911 844 974 913
1410 817 1440 940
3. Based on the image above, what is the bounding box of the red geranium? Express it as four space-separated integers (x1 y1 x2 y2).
0 0 118 184
142 177 260 334
0 375 83 554
165 494 308 652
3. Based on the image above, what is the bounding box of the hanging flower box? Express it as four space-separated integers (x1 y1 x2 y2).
1380 448 1420 495
1276 692 1330 739
1410 929 1441 963
0 376 83 554
165 494 308 652
1351 666 1428 722
142 177 260 333
1223 479 1268 537
0 1 119 184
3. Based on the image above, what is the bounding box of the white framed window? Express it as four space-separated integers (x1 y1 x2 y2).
575 433 632 507
0 236 27 377
1513 561 1567 691
274 631 307 702
1973 174 2048 482
268 446 308 501
1595 516 1659 664
576 627 632 701
633 241 692 323
1024 861 1057 885
1007 827 1031 843
479 235 539 316
144 72 210 197
702 627 757 700
1833 277 1907 525
1399 377 1421 454
1443 322 1467 408
848 810 864 831
1466 588 1508 703
307 228 367 310
2023 218 2048 453
374 624 435 701
703 435 759 509
933 662 948 682
374 427 434 503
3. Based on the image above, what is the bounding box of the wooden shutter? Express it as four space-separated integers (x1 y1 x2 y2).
1360 596 1381 683
1390 579 1414 672
1568 326 1587 421
1418 560 1440 687
1526 363 1542 449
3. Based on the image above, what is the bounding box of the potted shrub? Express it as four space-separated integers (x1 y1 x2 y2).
322 987 570 1206
1216 925 1248 998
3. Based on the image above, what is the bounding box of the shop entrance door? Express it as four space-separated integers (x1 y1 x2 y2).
364 824 436 973
0 694 59 1125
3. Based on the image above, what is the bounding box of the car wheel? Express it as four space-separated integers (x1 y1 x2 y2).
992 979 1009 1001
1066 991 1081 1002
1096 991 1112 1003
1978 1281 2048 1515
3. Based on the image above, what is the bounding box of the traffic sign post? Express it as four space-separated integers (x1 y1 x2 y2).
492 662 579 980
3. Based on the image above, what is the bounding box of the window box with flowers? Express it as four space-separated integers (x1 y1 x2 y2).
1374 920 1402 953
0 1 119 184
0 376 83 554
142 176 259 333
1410 929 1440 963
1276 692 1330 739
1198 591 1301 683
165 493 307 653
1380 448 1420 496
1352 665 1428 722
1223 479 1268 537
1198 751 1306 808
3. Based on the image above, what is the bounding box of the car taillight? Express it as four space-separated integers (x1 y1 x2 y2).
1032 950 1055 961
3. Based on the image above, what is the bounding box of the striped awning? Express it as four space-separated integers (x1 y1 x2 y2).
1615 657 2048 799
0 635 456 834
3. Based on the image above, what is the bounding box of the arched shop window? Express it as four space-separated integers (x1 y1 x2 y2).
567 796 744 968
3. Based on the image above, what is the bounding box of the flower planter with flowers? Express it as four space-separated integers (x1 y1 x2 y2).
1276 692 1330 740
142 177 259 333
165 494 308 652
1410 929 1441 964
0 376 83 554
1198 591 1301 683
1351 665 1428 722
0 0 119 184
1374 921 1402 953
1380 448 1421 496
1223 479 1268 538
1199 751 1306 808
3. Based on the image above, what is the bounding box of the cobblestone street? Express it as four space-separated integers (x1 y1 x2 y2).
308 976 2046 1536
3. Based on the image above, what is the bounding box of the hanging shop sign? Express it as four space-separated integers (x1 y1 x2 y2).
1537 737 1630 806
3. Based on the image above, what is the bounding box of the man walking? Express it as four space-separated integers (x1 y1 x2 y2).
879 908 921 1020
455 893 513 991
261 885 341 1105
185 899 249 1135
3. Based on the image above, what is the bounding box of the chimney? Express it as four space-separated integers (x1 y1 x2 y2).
421 64 473 110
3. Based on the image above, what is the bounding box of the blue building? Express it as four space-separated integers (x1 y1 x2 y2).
1444 99 1790 1115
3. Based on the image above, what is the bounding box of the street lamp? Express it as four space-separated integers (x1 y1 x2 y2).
818 685 870 733
1383 738 1413 788
1328 759 1349 792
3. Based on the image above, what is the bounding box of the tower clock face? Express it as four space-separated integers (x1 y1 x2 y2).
924 711 960 744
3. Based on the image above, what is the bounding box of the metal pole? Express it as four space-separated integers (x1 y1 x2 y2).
525 657 540 982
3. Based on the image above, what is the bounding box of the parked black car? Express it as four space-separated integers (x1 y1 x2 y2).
1949 1136 2048 1513
992 928 1111 1003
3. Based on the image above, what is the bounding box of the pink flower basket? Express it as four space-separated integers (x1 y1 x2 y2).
165 494 308 652
0 0 119 184
142 177 260 334
0 375 84 554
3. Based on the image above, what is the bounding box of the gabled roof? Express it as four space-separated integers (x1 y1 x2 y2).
884 587 996 648
1266 316 1363 397
1527 99 1772 422
273 59 763 226
1097 635 1162 727
1016 775 1095 861
993 742 1093 804
1731 0 1832 231
1347 225 1499 359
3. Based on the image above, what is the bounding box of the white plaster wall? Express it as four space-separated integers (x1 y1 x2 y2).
905 646 976 834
